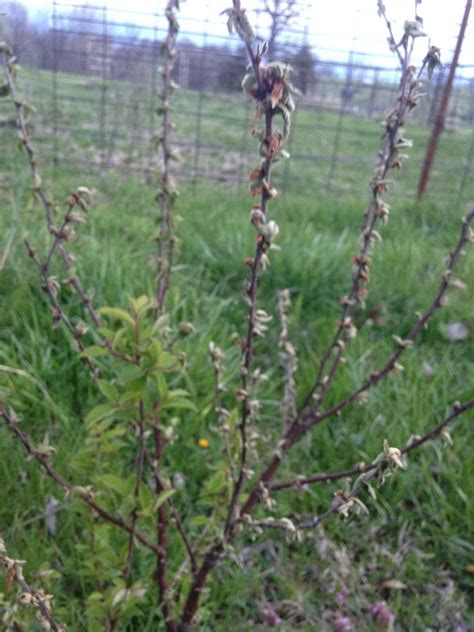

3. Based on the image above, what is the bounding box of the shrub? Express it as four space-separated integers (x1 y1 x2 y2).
0 1 472 630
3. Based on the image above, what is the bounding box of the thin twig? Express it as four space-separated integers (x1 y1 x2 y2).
297 405 474 530
156 0 180 313
153 422 177 632
299 43 422 417
2 51 54 226
143 444 197 574
24 240 96 374
3 50 103 334
209 343 236 484
124 404 147 581
181 7 292 622
225 66 275 537
277 289 297 433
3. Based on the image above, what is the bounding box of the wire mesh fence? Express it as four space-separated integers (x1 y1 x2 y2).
1 1 473 205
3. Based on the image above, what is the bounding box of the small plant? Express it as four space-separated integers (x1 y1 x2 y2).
0 1 472 630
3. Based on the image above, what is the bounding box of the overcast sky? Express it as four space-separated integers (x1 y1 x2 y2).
22 0 474 73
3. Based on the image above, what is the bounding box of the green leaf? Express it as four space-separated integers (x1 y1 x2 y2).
112 327 127 350
138 484 154 516
80 345 108 358
159 352 178 371
151 338 164 365
152 489 176 512
99 307 135 327
97 327 115 341
97 379 120 402
198 470 229 506
129 295 152 316
168 389 191 399
154 372 168 399
85 403 117 426
143 375 160 414
95 474 129 496
161 397 197 412
115 363 143 383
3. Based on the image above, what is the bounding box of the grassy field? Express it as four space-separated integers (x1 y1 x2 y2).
0 64 473 630
2 67 473 206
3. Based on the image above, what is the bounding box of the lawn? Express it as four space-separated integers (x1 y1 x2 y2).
0 63 473 630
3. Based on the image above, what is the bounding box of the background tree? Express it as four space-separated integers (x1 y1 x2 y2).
258 0 299 58
290 42 317 95
218 45 248 92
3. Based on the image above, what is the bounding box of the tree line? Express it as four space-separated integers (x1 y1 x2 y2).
0 1 323 94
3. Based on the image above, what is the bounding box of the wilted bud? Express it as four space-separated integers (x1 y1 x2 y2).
68 212 86 224
250 206 265 227
258 220 279 242
383 440 406 469
405 434 422 449
74 323 89 337
75 186 92 211
392 335 413 349
391 362 404 374
179 321 195 335
18 592 34 604
235 388 248 401
51 307 62 325
450 278 467 291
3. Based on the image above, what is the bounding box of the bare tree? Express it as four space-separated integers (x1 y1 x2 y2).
258 0 299 58
0 2 35 62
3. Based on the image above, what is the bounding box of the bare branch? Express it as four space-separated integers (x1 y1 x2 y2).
209 342 236 484
153 422 177 632
277 289 297 433
299 46 425 417
2 51 102 331
124 404 147 581
143 443 198 575
156 0 180 313
24 239 97 375
270 398 474 492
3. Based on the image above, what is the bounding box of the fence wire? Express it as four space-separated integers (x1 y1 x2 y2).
2 1 472 206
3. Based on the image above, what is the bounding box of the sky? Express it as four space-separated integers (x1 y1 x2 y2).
20 0 474 75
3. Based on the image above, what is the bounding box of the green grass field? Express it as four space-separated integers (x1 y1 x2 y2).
2 67 473 205
0 65 473 630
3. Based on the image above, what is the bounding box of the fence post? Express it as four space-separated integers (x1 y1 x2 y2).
326 48 354 192
417 0 472 199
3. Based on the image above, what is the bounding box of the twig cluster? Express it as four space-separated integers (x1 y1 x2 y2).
177 5 473 627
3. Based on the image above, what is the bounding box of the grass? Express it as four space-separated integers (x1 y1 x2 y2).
0 66 473 630
2 66 473 205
